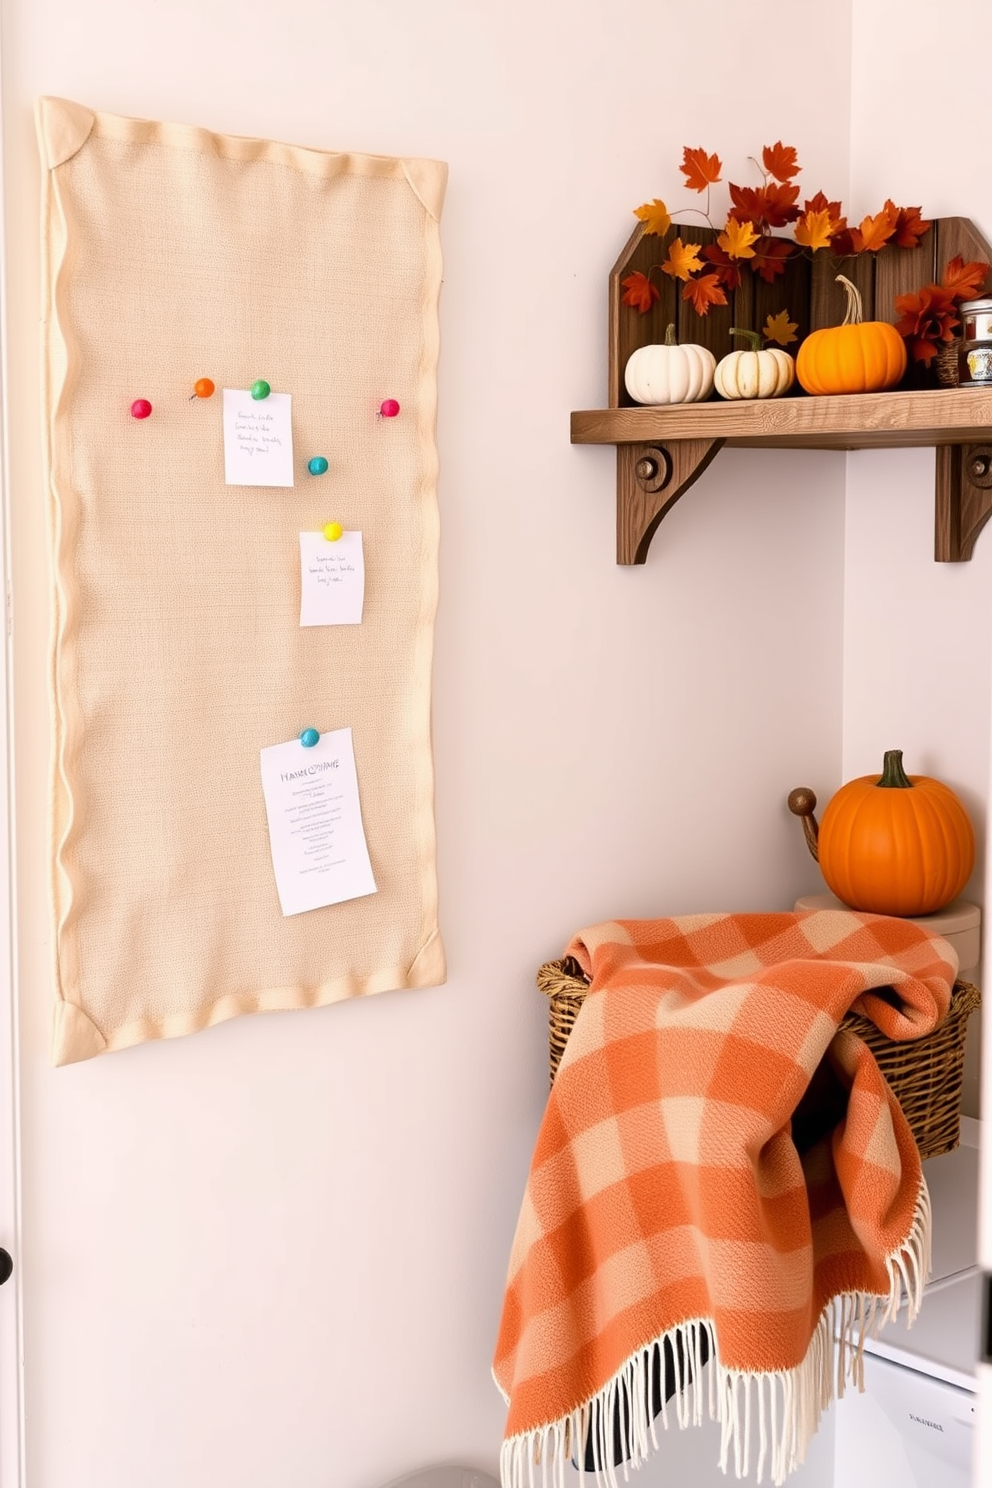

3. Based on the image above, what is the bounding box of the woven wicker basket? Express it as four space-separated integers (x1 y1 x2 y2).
537 958 980 1162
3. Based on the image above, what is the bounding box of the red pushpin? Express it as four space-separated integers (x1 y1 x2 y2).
130 398 152 419
378 398 400 418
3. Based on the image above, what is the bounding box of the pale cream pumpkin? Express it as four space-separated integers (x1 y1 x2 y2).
624 323 716 405
714 328 795 399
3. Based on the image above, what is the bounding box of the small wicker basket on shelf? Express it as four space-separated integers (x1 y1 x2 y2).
537 957 980 1162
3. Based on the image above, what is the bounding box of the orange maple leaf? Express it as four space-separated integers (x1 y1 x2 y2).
633 198 672 237
680 146 722 192
794 208 835 252
762 142 800 182
852 210 897 252
941 255 990 302
682 272 727 316
764 309 798 346
752 236 794 283
661 237 705 281
718 217 759 259
885 201 931 249
803 190 847 234
620 271 660 314
701 242 743 291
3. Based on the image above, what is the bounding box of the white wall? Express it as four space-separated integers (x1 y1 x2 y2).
1 4 854 1487
846 0 992 1117
847 5 992 1477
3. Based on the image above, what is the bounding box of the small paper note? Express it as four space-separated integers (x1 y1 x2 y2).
260 727 377 917
299 531 365 626
223 388 294 487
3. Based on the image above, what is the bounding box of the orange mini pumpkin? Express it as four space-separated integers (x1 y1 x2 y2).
797 274 907 395
817 749 974 917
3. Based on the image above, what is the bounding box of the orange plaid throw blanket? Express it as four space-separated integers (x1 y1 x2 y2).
492 910 958 1486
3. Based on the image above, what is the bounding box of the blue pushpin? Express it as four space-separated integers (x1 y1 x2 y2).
300 728 320 748
308 456 329 476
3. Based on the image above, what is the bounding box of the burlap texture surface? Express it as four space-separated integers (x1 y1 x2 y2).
38 98 447 1064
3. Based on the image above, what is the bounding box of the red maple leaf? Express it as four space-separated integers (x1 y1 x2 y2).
752 236 795 283
728 181 799 230
762 142 800 182
680 146 722 192
728 182 769 226
682 271 727 316
894 284 959 363
760 181 801 227
701 242 742 291
830 227 858 257
620 270 660 313
886 202 931 250
941 255 990 302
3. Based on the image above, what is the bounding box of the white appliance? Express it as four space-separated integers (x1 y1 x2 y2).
833 1118 980 1487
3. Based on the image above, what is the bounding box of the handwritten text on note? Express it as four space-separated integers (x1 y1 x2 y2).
223 388 295 487
299 531 365 626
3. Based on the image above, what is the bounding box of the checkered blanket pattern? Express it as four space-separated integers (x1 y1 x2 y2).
492 910 958 1485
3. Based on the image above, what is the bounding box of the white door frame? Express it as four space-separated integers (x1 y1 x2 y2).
0 29 25 1483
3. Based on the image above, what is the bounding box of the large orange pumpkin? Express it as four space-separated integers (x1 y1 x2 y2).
796 274 907 395
817 749 975 916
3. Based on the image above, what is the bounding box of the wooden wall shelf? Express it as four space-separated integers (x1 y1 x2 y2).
573 215 992 565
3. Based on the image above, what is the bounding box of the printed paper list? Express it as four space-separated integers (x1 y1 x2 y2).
260 728 377 916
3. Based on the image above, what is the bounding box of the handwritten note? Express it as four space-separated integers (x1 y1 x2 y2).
260 727 377 917
223 388 294 487
299 531 365 626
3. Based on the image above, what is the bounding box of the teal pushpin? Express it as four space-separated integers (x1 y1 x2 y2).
308 456 329 476
250 379 271 400
300 728 320 748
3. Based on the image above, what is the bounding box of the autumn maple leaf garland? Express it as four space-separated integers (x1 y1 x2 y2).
622 142 974 356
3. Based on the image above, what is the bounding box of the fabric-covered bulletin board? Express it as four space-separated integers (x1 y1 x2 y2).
37 98 447 1065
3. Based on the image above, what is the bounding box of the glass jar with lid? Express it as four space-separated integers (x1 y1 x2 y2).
958 297 992 386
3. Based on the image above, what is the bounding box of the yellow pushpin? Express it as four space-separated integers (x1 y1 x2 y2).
323 522 343 542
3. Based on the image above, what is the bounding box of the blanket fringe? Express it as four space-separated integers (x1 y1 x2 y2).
499 1181 931 1488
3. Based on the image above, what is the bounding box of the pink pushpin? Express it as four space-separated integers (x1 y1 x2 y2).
130 398 153 420
378 398 400 419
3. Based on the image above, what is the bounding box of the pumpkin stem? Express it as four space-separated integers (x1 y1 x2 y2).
876 748 913 789
729 327 763 352
835 274 865 328
664 323 677 346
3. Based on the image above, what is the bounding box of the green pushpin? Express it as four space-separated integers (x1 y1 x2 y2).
250 379 271 400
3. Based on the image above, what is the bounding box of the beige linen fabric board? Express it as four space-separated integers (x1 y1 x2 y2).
37 98 447 1065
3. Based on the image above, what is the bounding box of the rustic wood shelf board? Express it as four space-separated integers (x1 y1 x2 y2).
572 387 992 452
582 215 992 564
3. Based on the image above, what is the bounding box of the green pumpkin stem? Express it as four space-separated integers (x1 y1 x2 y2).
664 323 677 346
877 748 913 789
729 327 763 352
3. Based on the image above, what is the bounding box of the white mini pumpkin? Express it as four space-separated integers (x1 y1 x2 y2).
714 328 795 400
624 323 716 406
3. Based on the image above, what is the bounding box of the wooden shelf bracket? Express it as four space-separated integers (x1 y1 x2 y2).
617 438 724 565
935 443 992 561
